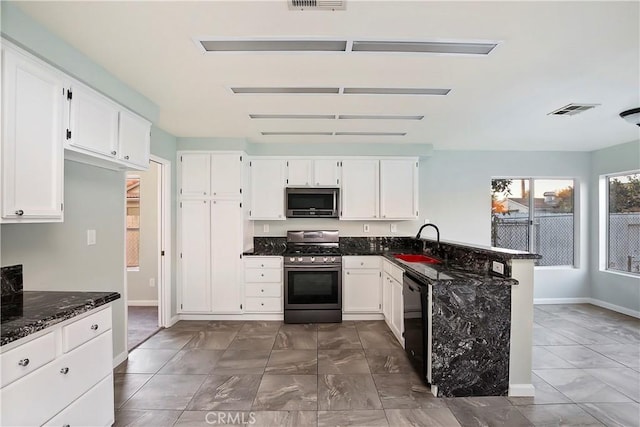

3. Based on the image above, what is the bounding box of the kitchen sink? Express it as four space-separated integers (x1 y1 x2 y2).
393 253 441 264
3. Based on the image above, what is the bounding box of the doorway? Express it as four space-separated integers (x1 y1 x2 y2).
124 156 171 350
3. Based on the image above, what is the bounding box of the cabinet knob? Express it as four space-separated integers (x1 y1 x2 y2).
91 324 99 331
18 358 29 367
346 272 350 275
60 367 70 374
360 262 364 266
261 273 264 277
260 264 264 267
213 192 217 196
111 150 117 155
204 192 207 195
124 155 130 160
15 209 24 216
261 289 264 292
261 303 264 306
63 424 70 427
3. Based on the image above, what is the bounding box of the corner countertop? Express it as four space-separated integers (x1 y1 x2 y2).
1 291 121 346
381 253 518 287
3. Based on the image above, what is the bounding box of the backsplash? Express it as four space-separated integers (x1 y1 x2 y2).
1 264 23 296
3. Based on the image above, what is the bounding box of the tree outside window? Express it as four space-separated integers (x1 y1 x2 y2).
607 172 640 274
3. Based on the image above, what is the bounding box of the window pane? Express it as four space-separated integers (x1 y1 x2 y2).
533 179 574 266
126 177 140 268
608 173 640 274
491 179 530 252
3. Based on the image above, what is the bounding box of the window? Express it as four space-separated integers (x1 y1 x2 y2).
606 172 640 274
126 177 140 269
491 178 575 266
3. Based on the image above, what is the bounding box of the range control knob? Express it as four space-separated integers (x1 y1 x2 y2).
310 257 315 262
298 257 303 262
289 257 295 262
330 257 336 262
323 257 328 262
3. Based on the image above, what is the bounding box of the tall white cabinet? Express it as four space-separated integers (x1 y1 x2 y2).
1 45 65 222
178 152 244 314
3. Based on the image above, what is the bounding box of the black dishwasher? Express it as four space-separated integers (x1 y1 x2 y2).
403 273 430 385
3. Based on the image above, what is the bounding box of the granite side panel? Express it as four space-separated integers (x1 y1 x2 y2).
431 283 511 397
252 237 287 255
1 264 23 296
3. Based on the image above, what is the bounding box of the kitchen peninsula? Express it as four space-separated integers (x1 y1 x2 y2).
249 235 539 397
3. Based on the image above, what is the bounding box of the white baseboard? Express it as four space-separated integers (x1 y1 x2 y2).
178 313 284 321
112 350 128 369
534 297 640 319
343 313 385 321
534 298 590 305
166 315 180 327
588 298 640 319
127 300 159 307
509 383 535 397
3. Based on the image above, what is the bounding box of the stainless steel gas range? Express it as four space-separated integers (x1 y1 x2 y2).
283 230 342 323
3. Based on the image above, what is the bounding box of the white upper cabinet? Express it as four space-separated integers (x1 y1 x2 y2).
380 159 419 219
340 159 379 219
250 159 286 220
211 153 243 198
178 152 243 199
118 110 151 169
179 153 211 198
286 159 340 187
1 46 65 223
68 83 119 158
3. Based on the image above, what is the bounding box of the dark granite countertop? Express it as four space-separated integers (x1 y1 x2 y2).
1 291 121 346
381 253 518 287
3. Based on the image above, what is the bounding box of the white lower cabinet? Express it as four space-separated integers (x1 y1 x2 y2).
244 256 283 313
343 256 382 313
0 306 115 427
382 259 404 345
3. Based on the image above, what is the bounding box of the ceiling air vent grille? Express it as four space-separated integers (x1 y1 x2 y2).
289 0 346 11
549 103 599 116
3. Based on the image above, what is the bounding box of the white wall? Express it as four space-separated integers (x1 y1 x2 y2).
126 162 159 305
1 161 127 357
589 140 640 315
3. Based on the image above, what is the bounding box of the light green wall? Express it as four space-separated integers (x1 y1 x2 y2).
589 139 640 314
0 2 158 122
1 161 127 357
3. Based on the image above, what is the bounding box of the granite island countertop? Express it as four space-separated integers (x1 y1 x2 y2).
1 291 121 346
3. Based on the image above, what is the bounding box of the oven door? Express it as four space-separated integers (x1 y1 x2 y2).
284 265 341 310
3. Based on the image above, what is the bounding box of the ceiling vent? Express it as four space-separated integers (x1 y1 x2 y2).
288 0 346 11
549 103 599 116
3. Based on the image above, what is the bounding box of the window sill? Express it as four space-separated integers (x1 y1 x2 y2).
599 269 640 279
534 265 577 270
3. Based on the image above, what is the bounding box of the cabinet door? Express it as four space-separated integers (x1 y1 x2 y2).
68 84 119 158
211 153 243 198
391 278 404 345
343 269 382 313
287 159 312 186
211 199 242 313
1 48 64 221
180 153 211 198
314 159 341 186
340 159 379 219
250 159 286 220
380 159 418 219
383 273 393 322
118 110 150 169
179 200 211 312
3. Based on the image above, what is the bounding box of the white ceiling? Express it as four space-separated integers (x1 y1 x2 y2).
13 1 640 151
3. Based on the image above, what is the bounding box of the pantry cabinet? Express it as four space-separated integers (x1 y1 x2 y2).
177 151 245 314
249 159 287 220
1 45 65 223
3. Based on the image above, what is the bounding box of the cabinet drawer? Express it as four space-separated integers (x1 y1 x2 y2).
383 260 404 282
0 330 112 427
344 256 381 269
244 297 282 313
62 307 112 352
245 282 282 297
0 331 56 387
245 268 281 283
245 256 282 269
44 373 114 427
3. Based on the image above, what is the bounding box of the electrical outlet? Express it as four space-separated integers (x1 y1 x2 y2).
263 224 269 233
363 224 370 233
87 229 96 246
390 223 398 233
492 261 505 275
424 218 430 224
149 278 156 288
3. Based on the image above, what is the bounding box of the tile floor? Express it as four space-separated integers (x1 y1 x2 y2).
128 306 160 351
114 304 640 426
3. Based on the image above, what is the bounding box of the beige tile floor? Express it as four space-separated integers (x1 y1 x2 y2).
114 304 640 426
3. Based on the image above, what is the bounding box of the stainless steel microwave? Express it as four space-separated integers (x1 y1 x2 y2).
286 187 339 218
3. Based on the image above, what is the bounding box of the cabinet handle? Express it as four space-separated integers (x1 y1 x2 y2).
111 150 116 155
60 367 69 374
18 358 29 367
15 210 24 216
124 155 130 160
91 324 99 331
